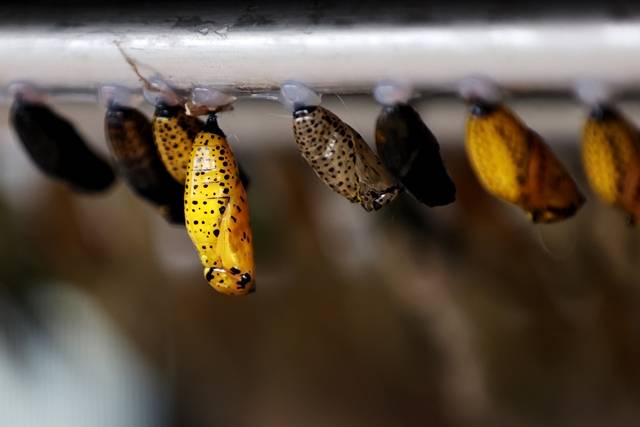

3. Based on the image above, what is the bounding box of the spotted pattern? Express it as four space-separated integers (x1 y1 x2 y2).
105 105 185 224
184 114 255 296
582 106 640 223
152 104 204 184
466 104 584 223
292 106 400 211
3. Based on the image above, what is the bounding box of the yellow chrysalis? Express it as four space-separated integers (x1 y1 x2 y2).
466 104 584 223
582 106 640 223
184 113 255 296
152 104 203 183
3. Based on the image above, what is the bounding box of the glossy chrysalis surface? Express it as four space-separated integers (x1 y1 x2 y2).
152 103 204 184
184 113 255 296
466 104 585 223
582 105 640 224
150 102 251 191
375 104 456 207
10 97 115 192
292 106 400 211
104 104 186 224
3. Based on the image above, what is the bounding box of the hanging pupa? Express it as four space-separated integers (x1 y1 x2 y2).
580 100 640 223
9 84 115 193
183 88 255 296
143 81 251 190
117 45 251 190
140 77 204 184
460 77 584 223
100 85 185 224
281 81 400 212
374 81 456 207
116 44 203 184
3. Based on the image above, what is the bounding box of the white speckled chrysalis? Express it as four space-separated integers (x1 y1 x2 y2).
281 81 400 211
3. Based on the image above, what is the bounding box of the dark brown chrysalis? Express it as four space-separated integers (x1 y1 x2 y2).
375 104 456 207
10 96 115 192
104 104 185 224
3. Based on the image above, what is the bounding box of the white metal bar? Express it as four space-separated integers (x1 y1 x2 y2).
1 21 640 96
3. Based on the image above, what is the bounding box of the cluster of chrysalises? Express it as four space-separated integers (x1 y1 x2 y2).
103 82 256 296
7 76 640 297
460 77 640 225
280 81 456 212
8 81 256 296
577 83 640 225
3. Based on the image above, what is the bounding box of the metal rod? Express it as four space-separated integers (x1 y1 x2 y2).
1 21 640 97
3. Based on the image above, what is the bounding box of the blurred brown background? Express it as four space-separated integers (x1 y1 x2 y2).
0 96 638 426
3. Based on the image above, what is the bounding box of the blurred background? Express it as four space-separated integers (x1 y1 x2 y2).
1 2 640 427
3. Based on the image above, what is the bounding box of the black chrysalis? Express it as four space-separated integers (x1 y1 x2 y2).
10 97 115 192
375 104 456 207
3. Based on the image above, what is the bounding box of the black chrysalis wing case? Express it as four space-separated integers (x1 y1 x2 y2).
10 96 115 192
